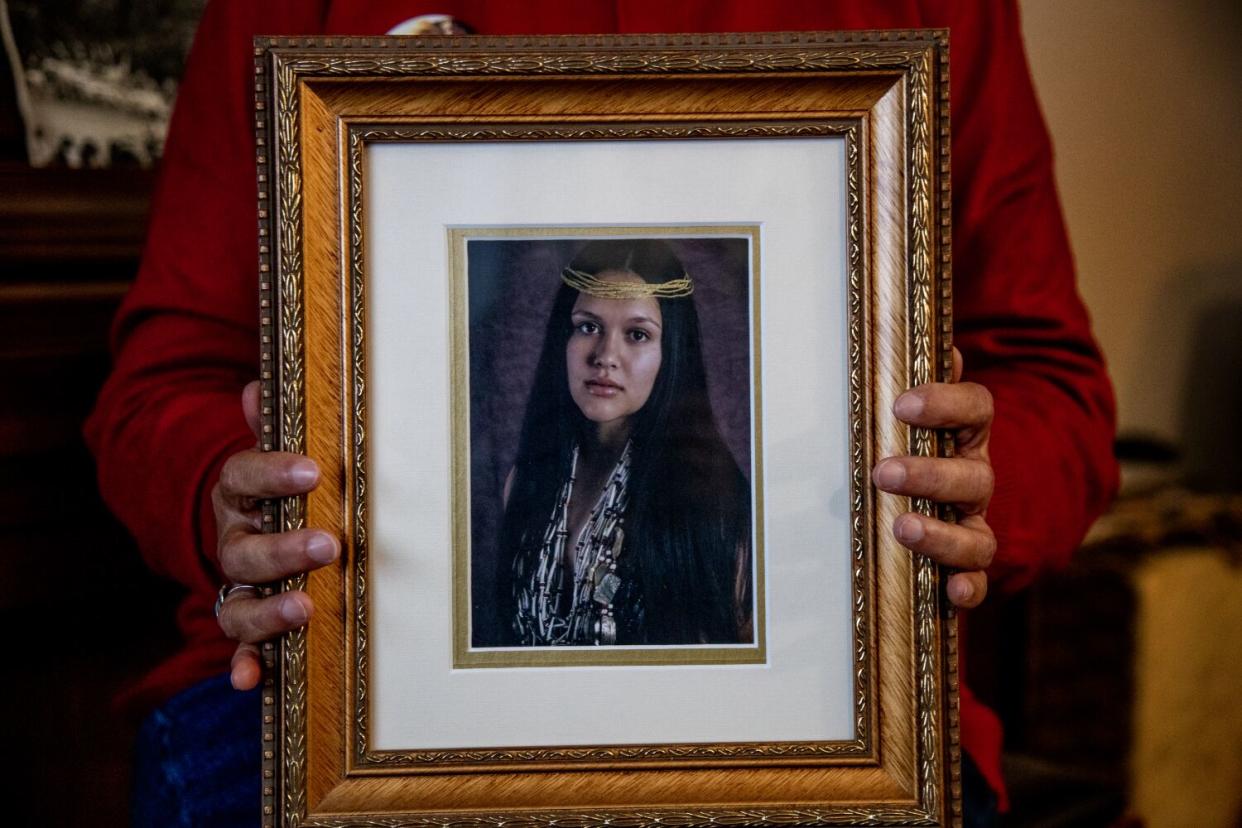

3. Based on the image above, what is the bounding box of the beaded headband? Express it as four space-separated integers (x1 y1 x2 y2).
560 267 694 299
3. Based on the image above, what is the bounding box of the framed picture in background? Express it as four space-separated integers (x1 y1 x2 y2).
256 30 957 826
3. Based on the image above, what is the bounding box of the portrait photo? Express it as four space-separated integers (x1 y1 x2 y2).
453 229 762 666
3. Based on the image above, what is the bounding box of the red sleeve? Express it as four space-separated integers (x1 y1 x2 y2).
936 0 1119 592
84 0 328 595
910 2 1121 806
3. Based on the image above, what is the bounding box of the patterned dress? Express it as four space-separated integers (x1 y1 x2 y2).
513 443 642 645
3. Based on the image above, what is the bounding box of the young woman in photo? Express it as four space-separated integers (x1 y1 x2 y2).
494 239 754 647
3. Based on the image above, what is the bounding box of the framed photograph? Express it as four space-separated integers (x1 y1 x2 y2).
256 30 956 827
451 225 764 668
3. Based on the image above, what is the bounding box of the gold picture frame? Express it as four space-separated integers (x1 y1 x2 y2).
256 30 957 827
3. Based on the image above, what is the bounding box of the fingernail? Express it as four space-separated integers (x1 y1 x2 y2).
874 460 906 490
280 595 309 624
896 516 924 543
950 580 973 604
289 461 318 489
306 533 337 564
894 393 924 421
231 659 259 691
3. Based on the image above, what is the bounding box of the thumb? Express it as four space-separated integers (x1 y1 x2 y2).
242 380 262 443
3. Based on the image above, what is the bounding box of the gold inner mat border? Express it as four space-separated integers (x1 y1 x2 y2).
447 224 765 670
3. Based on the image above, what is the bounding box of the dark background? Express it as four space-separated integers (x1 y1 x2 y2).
0 3 190 822
465 236 753 639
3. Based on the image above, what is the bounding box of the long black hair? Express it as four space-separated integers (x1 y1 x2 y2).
497 239 752 644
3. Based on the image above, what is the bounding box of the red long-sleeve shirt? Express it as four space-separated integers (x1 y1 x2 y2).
85 0 1118 811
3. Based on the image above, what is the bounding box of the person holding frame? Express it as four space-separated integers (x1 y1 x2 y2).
86 2 1117 825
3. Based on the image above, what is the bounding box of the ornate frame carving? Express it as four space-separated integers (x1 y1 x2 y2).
257 30 955 827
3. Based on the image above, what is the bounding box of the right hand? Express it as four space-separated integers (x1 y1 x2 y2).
212 381 340 690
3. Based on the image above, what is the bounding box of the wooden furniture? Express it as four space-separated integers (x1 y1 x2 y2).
998 489 1242 827
0 122 181 825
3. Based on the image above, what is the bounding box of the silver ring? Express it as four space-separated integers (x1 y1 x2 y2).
214 583 264 619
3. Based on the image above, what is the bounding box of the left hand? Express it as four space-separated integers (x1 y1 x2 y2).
872 347 995 608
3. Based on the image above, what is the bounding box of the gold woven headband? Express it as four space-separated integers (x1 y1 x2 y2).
561 267 694 299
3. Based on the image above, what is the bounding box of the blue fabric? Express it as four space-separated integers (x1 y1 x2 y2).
963 753 1000 828
131 674 260 828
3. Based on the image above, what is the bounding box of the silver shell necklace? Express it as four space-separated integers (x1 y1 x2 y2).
518 441 632 645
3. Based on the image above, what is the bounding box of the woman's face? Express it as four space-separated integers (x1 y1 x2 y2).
566 269 664 439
